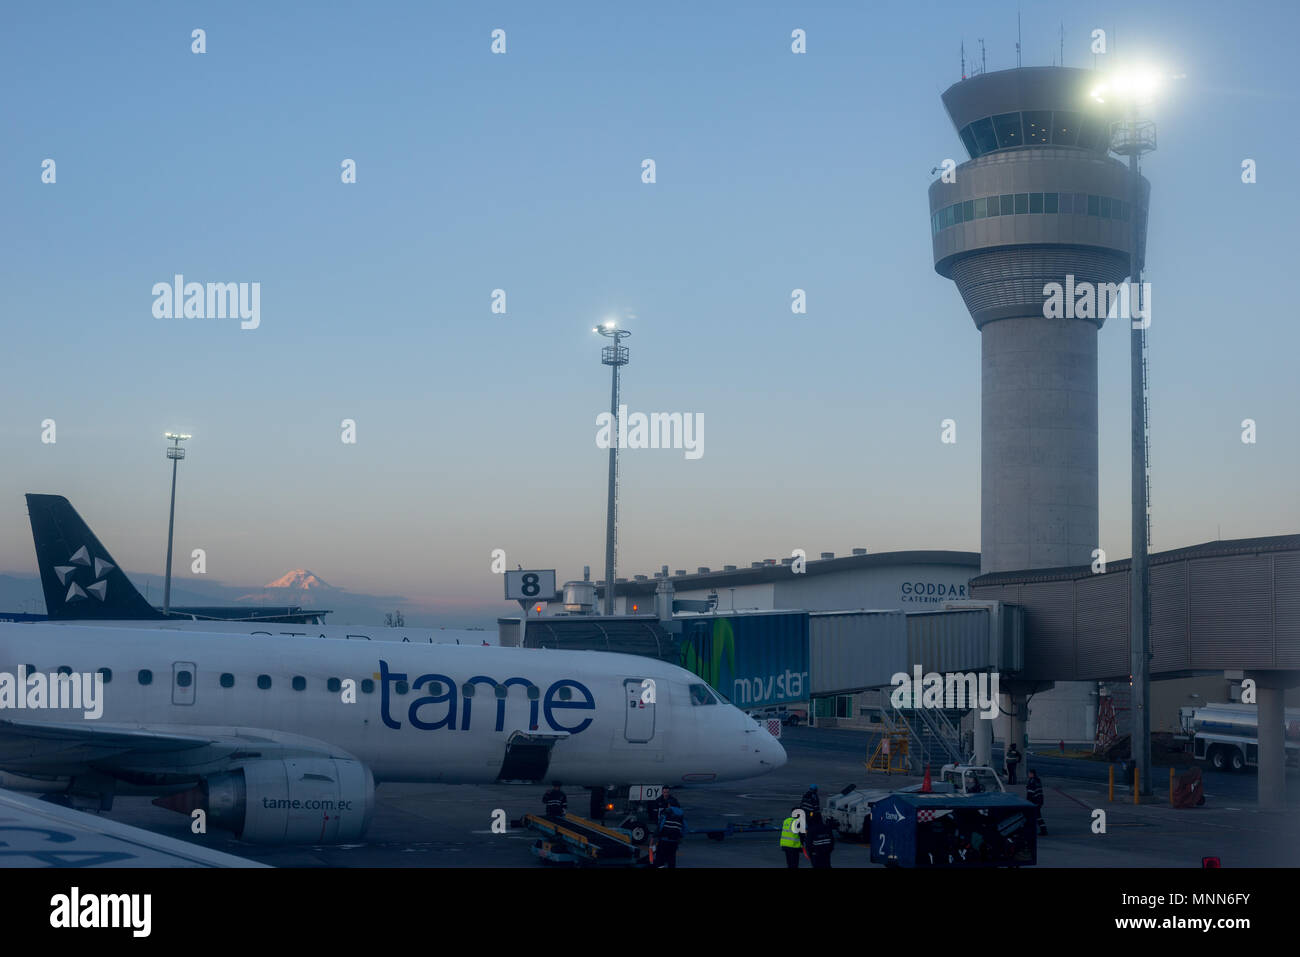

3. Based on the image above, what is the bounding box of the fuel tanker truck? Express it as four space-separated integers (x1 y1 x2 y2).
1179 703 1300 772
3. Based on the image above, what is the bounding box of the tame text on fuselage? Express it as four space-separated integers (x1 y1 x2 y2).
377 660 596 735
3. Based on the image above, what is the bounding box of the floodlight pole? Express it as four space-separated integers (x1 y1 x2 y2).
596 324 630 615
162 432 191 616
1119 100 1155 796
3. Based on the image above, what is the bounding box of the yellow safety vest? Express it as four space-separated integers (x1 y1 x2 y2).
780 817 800 848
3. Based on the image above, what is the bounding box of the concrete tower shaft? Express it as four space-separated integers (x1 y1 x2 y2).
929 67 1149 574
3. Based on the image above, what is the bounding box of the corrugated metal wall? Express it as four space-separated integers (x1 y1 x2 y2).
810 609 1013 695
1150 562 1188 672
972 547 1300 679
809 611 906 693
1001 605 1026 672
1074 573 1127 678
1189 556 1273 668
1021 581 1075 677
1277 554 1300 668
906 609 991 674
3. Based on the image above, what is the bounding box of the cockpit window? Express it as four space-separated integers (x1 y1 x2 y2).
689 683 717 706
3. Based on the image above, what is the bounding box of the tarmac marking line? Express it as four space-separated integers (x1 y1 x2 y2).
1051 786 1093 809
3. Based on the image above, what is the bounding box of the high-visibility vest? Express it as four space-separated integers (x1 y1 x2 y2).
780 817 801 848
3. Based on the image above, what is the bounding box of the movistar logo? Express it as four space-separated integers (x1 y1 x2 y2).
51 545 114 604
679 618 735 690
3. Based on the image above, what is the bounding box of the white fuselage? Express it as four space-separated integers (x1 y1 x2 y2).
0 623 785 789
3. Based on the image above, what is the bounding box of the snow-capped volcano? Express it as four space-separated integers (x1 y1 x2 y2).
262 569 333 591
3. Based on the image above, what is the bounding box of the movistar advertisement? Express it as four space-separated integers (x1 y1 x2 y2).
676 612 810 709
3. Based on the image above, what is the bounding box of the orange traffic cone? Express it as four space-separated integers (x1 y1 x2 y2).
921 764 932 793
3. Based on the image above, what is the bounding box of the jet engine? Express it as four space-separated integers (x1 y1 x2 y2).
154 758 374 844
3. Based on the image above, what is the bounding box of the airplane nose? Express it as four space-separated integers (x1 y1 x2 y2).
757 730 787 771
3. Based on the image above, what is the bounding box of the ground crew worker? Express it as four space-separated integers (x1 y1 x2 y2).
803 811 834 868
800 784 820 816
1026 769 1047 835
1004 743 1022 785
654 804 685 868
779 811 802 868
652 785 680 820
543 781 567 819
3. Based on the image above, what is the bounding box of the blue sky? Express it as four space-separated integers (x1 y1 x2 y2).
1 0 1297 625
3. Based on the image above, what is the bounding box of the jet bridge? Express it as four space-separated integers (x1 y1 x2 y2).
810 606 1022 696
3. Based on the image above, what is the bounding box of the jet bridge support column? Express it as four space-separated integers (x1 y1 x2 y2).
1249 672 1299 810
973 712 993 766
1008 692 1028 752
1257 684 1284 810
999 680 1052 755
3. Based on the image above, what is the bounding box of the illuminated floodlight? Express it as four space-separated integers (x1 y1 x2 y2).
1090 68 1164 104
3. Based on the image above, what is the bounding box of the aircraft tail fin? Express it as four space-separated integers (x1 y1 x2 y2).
25 493 164 620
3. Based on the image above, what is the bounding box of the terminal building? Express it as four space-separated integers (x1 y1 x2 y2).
505 537 1299 748
501 533 1300 799
599 549 979 616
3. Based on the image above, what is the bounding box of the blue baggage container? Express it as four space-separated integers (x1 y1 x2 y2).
869 791 1037 867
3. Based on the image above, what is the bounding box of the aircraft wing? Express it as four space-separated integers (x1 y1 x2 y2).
0 716 356 777
0 787 264 867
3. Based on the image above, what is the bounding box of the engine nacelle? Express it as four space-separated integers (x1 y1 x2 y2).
201 758 374 844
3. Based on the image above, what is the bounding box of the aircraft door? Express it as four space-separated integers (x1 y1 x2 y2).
172 661 196 705
624 678 655 743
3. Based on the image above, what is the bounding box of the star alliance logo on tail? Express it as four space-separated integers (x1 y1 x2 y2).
52 545 114 603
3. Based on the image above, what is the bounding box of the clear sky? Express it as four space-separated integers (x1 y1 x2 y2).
2 0 1297 625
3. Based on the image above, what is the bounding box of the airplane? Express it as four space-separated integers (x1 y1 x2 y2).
0 621 787 845
26 494 330 624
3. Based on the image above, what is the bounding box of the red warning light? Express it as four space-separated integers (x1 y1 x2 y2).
534 604 542 613
632 604 638 612
1202 856 1221 868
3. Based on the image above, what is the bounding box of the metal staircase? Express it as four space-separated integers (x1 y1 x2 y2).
880 703 967 771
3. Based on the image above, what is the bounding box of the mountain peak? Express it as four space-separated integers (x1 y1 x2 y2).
263 569 332 591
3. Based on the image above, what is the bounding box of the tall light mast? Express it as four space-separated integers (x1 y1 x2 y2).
595 320 630 616
162 431 192 616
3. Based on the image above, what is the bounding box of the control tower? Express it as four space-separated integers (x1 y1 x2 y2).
930 67 1149 576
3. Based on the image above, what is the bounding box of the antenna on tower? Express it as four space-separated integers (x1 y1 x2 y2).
979 38 986 75
1060 21 1065 67
961 39 966 80
1016 8 1022 68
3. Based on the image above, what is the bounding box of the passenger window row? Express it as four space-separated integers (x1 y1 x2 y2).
931 191 1131 235
42 666 540 700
